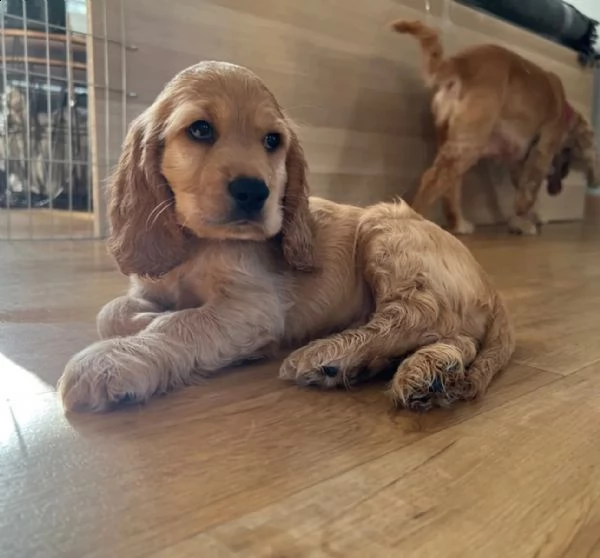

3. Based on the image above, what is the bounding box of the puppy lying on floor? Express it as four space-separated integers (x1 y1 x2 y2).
58 61 515 413
390 20 600 235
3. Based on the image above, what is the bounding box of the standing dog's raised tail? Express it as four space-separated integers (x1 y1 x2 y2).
389 20 444 83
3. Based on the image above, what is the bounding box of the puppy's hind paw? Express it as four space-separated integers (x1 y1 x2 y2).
388 344 471 411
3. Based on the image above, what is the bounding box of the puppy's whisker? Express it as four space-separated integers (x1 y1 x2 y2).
147 198 171 223
147 199 174 230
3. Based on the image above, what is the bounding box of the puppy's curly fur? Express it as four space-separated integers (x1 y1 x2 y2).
58 61 515 413
391 20 600 236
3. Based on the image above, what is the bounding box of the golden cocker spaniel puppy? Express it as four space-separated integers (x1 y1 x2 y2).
391 20 600 235
58 61 515 413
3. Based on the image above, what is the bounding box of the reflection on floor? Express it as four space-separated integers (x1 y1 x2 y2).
2 223 600 557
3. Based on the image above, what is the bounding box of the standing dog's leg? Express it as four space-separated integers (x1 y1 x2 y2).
442 182 474 235
509 127 562 235
433 124 476 235
412 95 500 225
412 141 480 220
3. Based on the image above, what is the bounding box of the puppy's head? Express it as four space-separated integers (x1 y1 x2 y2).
109 61 313 277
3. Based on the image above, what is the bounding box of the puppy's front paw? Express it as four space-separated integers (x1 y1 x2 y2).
58 339 155 412
279 344 345 388
508 216 538 236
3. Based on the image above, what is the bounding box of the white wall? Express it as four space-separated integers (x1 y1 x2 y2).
570 0 599 131
569 0 600 54
569 0 600 20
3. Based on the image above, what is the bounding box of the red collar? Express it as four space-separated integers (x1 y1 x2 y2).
564 102 574 125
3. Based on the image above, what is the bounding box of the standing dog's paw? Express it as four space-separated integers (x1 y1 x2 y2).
508 216 539 236
449 219 475 235
531 211 548 226
58 339 153 412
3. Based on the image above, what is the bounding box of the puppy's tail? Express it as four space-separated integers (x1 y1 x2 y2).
468 293 516 396
389 19 444 82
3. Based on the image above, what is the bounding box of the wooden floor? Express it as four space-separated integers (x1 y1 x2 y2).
0 208 95 240
2 223 600 557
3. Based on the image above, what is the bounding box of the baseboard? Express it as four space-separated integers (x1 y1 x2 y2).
584 188 600 225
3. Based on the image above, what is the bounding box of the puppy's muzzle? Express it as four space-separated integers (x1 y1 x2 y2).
228 176 269 219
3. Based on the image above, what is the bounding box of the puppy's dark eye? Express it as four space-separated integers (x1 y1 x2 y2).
263 133 281 153
188 120 215 143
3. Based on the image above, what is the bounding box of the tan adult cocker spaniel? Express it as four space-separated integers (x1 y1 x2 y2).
58 61 515 412
390 20 600 235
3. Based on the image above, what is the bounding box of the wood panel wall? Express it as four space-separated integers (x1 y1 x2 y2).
88 0 596 229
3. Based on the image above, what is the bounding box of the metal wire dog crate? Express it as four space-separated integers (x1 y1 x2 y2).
0 0 127 239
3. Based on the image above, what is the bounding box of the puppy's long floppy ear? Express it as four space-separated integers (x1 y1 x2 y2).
281 128 315 271
108 110 191 277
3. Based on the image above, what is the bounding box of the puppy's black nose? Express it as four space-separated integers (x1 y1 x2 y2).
228 177 269 213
